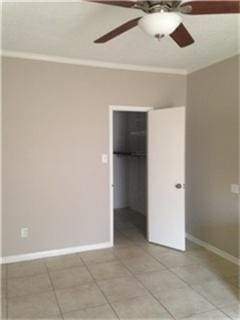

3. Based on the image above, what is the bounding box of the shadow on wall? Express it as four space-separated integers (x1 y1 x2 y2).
188 223 239 260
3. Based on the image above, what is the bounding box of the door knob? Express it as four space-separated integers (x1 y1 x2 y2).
175 183 182 189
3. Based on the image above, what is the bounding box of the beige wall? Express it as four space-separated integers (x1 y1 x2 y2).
186 56 239 258
2 57 186 256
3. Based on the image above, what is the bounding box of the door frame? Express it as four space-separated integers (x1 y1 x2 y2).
109 105 153 246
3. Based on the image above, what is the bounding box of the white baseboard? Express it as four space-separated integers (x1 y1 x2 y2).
0 242 112 264
186 233 240 266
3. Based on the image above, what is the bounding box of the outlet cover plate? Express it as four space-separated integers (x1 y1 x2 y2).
231 184 240 194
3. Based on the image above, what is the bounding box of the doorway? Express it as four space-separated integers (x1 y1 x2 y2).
113 110 148 243
109 106 152 246
109 105 186 251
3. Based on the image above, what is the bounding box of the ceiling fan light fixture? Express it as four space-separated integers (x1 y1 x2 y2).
138 12 182 38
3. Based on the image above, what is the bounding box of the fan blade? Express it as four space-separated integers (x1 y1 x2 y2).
181 1 240 15
170 23 194 47
88 1 139 8
94 17 141 43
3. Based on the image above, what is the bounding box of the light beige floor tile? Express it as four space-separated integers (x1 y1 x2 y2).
115 222 138 232
49 266 93 290
136 270 187 294
97 276 147 303
88 261 131 281
171 264 220 285
206 259 239 277
119 227 144 236
8 273 52 298
184 310 231 319
220 303 240 320
8 259 47 279
132 238 150 247
154 286 215 319
114 234 133 248
115 226 138 235
121 254 166 274
156 251 199 269
55 282 107 314
79 249 117 265
8 291 60 319
45 254 83 271
186 250 220 265
116 218 135 229
140 243 176 258
63 304 117 319
124 232 147 243
192 279 239 308
111 294 173 319
113 246 148 260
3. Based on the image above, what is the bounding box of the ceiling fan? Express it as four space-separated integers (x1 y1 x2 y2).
87 0 240 47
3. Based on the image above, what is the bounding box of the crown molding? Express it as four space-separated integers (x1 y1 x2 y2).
1 50 187 75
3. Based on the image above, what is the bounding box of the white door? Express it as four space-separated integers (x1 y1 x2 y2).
148 106 186 251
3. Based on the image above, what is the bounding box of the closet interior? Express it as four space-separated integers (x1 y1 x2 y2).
113 111 147 240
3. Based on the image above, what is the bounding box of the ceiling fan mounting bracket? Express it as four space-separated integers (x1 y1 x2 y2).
149 4 172 13
133 1 192 14
133 2 177 14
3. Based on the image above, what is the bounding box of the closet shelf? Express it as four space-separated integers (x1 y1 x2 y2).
114 151 146 158
130 130 146 136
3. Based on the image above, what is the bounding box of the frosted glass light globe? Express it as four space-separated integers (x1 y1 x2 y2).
139 12 182 37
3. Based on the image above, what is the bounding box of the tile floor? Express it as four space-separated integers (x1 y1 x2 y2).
1 208 239 319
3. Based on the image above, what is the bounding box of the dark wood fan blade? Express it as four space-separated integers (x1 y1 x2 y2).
170 23 194 47
181 1 240 14
88 1 139 8
94 17 141 43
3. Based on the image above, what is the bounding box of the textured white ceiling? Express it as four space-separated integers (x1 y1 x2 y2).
2 1 240 72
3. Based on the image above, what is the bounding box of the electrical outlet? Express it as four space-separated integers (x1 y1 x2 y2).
231 184 240 194
21 227 29 238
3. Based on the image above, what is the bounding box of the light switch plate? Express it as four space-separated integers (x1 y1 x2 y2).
101 154 108 164
231 184 240 194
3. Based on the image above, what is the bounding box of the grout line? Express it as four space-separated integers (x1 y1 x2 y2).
118 262 177 320
3 211 237 320
44 260 64 320
114 213 230 318
114 222 177 319
44 256 110 317
61 302 112 319
152 250 237 317
218 303 238 320
186 279 239 317
81 259 120 320
138 243 226 316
